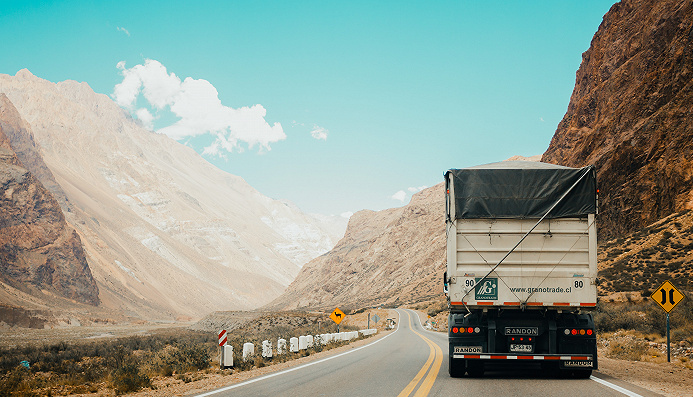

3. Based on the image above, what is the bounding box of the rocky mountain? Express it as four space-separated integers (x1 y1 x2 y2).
266 184 446 311
266 155 543 311
0 94 99 308
542 0 693 240
598 209 693 296
0 70 345 322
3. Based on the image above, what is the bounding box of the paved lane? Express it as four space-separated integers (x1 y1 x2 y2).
196 309 658 397
197 309 427 397
403 309 660 397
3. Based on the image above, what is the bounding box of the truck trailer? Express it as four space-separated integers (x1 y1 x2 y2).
444 161 598 378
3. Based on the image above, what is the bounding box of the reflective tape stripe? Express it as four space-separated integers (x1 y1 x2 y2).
454 354 592 361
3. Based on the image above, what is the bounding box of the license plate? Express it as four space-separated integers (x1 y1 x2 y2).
509 344 533 353
563 360 593 368
454 346 482 353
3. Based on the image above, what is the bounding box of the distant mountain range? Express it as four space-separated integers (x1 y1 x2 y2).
2 0 691 326
0 70 346 324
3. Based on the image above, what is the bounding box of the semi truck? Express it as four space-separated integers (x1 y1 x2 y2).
444 161 598 378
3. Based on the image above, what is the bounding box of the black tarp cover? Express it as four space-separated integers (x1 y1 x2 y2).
446 161 596 219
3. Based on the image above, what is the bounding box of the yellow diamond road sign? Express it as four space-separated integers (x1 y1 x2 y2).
330 307 345 325
650 280 685 313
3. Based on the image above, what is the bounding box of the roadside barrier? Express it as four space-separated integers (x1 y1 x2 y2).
220 328 378 368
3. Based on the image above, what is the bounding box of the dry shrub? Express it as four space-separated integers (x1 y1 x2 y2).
606 337 649 361
110 361 151 395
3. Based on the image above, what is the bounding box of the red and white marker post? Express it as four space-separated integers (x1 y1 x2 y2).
218 329 228 368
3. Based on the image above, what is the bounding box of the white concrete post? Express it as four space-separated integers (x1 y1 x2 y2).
277 338 287 354
222 345 233 368
262 340 272 358
298 335 308 350
290 337 299 352
243 342 254 362
306 335 314 348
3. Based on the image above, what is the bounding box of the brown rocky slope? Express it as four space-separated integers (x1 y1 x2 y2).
266 184 446 311
0 94 99 308
542 0 693 240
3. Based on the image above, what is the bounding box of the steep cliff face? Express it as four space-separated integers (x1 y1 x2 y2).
542 0 693 239
0 94 72 212
267 184 446 311
0 95 99 306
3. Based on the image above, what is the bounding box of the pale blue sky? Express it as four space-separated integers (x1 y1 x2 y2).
0 0 616 216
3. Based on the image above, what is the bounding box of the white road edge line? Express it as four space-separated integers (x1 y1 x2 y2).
194 310 402 397
590 375 644 397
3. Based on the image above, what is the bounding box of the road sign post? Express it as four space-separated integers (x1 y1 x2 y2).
667 313 670 362
650 280 685 362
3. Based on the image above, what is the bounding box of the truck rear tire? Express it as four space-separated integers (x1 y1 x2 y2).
449 357 465 378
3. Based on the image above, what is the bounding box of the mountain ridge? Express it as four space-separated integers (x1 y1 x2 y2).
0 70 345 322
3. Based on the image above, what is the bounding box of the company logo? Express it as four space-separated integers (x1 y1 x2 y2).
505 327 539 336
474 278 498 300
453 346 482 353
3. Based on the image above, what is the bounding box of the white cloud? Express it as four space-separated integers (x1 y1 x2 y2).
407 185 428 193
117 26 130 36
340 211 353 219
392 190 407 202
112 59 286 155
135 108 154 130
310 125 328 140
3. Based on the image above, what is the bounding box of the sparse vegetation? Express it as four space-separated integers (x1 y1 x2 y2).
598 210 693 296
595 294 693 364
0 313 369 396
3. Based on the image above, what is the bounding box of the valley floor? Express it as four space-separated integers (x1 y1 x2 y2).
3 310 692 397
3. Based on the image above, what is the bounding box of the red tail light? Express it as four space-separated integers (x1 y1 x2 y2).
452 327 458 333
587 329 593 336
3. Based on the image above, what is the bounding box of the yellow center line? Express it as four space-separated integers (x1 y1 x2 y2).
397 310 443 397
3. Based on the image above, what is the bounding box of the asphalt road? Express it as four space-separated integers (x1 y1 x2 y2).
196 309 661 397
